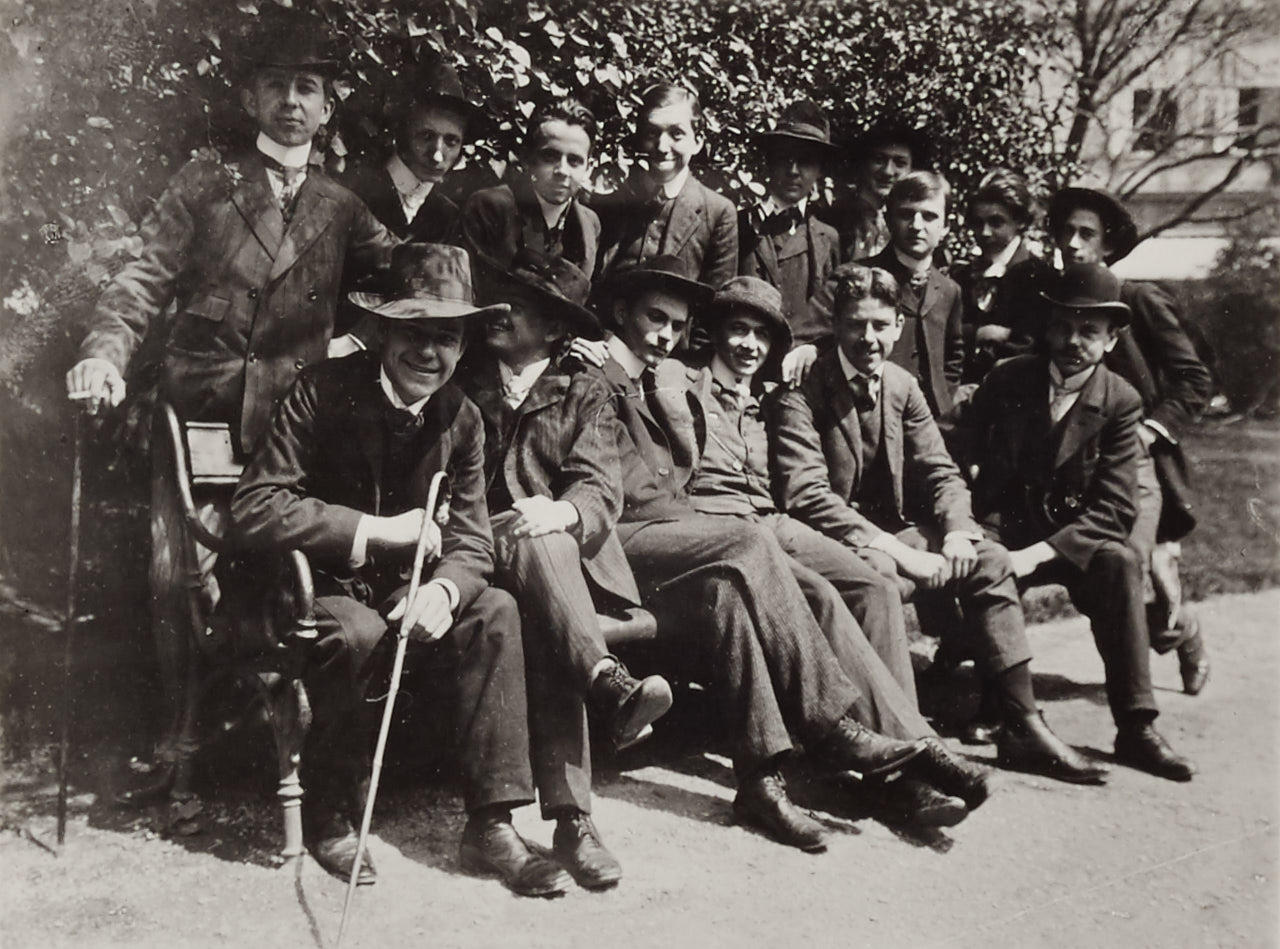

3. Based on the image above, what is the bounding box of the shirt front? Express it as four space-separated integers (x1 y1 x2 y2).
386 153 436 223
256 132 311 206
533 191 572 234
605 333 648 383
498 357 552 410
1048 361 1097 425
836 346 885 405
689 358 775 516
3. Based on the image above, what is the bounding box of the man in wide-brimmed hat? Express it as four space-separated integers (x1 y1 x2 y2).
957 261 1197 782
738 100 842 385
460 250 672 891
345 60 477 244
229 243 572 897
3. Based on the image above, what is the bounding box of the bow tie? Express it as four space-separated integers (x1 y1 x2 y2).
383 400 425 440
848 373 878 413
762 207 802 235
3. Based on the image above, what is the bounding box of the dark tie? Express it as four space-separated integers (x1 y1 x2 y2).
383 399 425 441
849 374 877 414
763 207 802 236
260 154 306 219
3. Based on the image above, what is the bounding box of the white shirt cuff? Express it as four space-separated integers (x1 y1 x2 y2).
327 333 366 359
428 577 460 611
1142 418 1175 445
349 515 372 568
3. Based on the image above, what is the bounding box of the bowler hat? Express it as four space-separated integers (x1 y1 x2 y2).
349 243 509 321
707 276 793 353
757 100 838 157
1040 262 1131 326
234 10 339 80
854 120 933 169
606 255 715 308
398 60 477 121
1048 186 1140 265
485 250 602 339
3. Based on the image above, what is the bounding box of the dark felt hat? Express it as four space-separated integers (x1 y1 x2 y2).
399 60 477 120
349 243 508 321
1048 186 1140 265
1040 262 1131 326
234 10 339 79
486 250 602 339
605 255 715 308
853 120 933 169
757 99 839 157
708 276 793 353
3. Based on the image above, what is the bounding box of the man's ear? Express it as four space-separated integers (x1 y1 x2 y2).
1103 328 1121 353
239 85 258 120
318 91 335 129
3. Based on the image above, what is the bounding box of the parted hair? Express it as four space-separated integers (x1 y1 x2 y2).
886 170 952 215
524 97 598 152
970 167 1036 227
637 81 704 134
831 263 900 315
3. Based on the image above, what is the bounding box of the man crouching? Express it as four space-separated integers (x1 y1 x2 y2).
227 243 570 897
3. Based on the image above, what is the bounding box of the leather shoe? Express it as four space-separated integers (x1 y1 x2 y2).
813 716 925 777
866 777 968 828
908 737 993 810
589 659 674 750
553 812 622 890
733 770 827 852
1176 619 1209 696
459 812 571 898
997 711 1109 784
307 812 376 885
959 720 1001 746
1115 724 1195 782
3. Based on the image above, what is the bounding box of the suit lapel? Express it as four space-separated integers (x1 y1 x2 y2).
744 219 782 284
663 179 705 256
268 177 338 282
230 157 287 257
880 370 905 511
775 225 807 263
518 370 570 418
354 383 386 515
823 354 865 484
1054 364 1110 469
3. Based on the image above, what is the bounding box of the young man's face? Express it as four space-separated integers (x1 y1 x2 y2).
1057 208 1110 266
765 143 823 208
970 200 1020 259
858 143 913 201
616 288 691 366
636 101 703 186
713 309 774 380
1044 309 1119 377
381 317 467 404
241 68 334 148
526 118 592 206
835 296 903 376
400 104 467 184
887 191 948 262
484 294 562 368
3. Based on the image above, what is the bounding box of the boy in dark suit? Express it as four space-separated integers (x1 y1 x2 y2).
738 100 842 386
594 82 737 292
958 262 1195 781
769 263 1109 785
861 172 965 420
229 243 570 896
461 251 670 889
462 99 601 278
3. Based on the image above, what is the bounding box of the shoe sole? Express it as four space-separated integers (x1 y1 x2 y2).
614 678 675 751
904 797 968 828
996 751 1109 785
558 859 623 891
1114 752 1195 783
860 741 928 778
458 845 571 897
731 802 828 853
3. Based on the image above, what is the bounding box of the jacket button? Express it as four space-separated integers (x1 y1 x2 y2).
294 358 305 370
307 289 319 301
657 466 670 476
248 352 258 363
247 289 258 300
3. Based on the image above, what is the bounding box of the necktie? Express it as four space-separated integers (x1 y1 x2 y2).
763 207 802 236
383 400 425 441
849 374 877 413
261 154 307 219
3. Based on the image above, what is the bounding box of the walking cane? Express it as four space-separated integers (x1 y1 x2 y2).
336 470 449 947
57 408 86 846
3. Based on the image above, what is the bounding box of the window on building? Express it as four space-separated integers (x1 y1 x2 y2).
1237 87 1261 148
1134 88 1179 152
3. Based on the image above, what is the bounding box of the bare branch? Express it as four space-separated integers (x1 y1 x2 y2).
1136 158 1250 241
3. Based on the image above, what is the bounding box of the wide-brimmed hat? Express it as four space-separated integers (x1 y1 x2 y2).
605 255 715 308
485 250 602 339
853 120 933 169
233 10 339 80
707 276 793 353
757 100 838 157
397 60 478 122
349 243 509 321
1039 262 1131 326
1048 186 1140 265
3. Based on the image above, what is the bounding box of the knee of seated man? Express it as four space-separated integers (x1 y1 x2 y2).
1090 540 1143 578
513 528 581 565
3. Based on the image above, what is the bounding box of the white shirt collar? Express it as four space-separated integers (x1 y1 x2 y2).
498 357 552 408
761 194 808 218
1049 361 1096 393
837 346 884 386
606 333 649 380
256 132 311 171
710 355 753 398
533 191 572 231
380 367 433 416
659 167 691 200
386 153 435 199
893 246 933 275
981 236 1022 279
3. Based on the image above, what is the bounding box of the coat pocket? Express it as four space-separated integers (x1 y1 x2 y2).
183 292 232 323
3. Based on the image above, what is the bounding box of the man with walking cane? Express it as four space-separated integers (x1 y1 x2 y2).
227 243 568 897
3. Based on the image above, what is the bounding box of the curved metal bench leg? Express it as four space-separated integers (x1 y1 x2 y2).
261 672 312 863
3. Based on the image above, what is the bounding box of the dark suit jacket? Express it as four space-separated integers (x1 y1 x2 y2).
862 246 964 418
229 352 493 612
461 180 601 279
462 357 640 606
594 172 738 290
768 351 979 548
958 355 1142 571
343 161 461 245
738 209 841 346
815 189 888 262
80 151 396 453
951 241 1050 382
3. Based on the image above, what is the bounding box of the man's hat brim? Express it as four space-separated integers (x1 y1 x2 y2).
606 269 715 307
1038 291 1131 327
491 270 602 339
347 292 509 321
756 129 839 155
1048 187 1140 265
708 292 793 353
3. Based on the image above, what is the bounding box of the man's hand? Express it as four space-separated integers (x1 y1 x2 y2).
65 358 126 415
974 324 1012 346
782 344 818 386
387 580 454 641
896 547 951 590
940 534 979 581
366 508 442 557
510 496 579 538
1008 542 1057 579
567 337 609 369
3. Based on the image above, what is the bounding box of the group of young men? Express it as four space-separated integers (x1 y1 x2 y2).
65 12 1213 897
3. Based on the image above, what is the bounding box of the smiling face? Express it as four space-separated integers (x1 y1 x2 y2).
636 101 703 185
765 143 824 208
1044 308 1119 377
970 200 1021 259
484 293 562 369
1057 207 1110 266
380 317 467 404
240 68 334 148
835 296 903 376
400 104 467 183
526 118 592 207
615 288 691 366
887 190 948 262
713 309 774 381
858 142 913 201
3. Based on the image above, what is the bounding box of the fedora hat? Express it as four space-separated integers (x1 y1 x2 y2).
853 119 934 169
234 10 339 80
708 276 793 353
398 60 478 120
605 255 715 308
1040 262 1131 326
485 250 602 339
1048 186 1140 265
757 100 838 157
349 243 509 321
